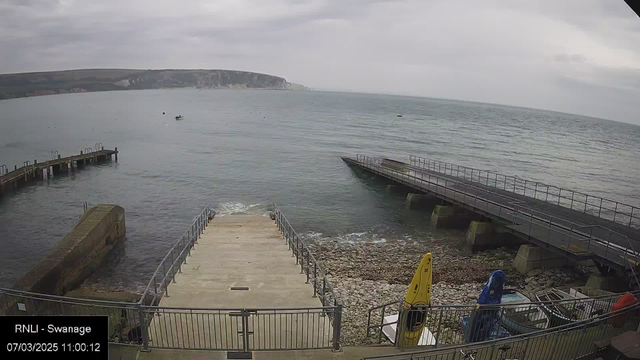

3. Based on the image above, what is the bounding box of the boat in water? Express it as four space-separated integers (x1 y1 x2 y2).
175 115 183 120
498 289 549 334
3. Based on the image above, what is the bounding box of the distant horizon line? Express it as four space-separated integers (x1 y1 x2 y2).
308 87 633 127
0 67 633 127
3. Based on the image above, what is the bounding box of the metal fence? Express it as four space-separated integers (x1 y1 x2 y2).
408 155 640 229
366 290 638 350
0 287 145 344
139 205 213 306
142 305 340 351
0 204 343 352
354 154 640 277
363 302 640 360
0 287 341 351
273 204 342 309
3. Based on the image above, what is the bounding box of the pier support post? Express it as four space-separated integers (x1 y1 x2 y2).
512 245 568 274
465 221 519 251
115 147 118 162
430 205 479 228
405 193 438 210
585 274 626 293
386 184 409 195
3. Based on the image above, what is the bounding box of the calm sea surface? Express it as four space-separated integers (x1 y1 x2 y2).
1 89 639 291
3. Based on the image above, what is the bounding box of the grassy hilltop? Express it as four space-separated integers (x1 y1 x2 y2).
0 68 306 99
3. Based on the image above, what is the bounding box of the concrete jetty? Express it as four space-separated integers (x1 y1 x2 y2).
159 215 318 308
0 146 118 197
147 215 335 351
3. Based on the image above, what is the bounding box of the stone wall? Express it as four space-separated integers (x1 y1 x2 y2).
12 204 126 295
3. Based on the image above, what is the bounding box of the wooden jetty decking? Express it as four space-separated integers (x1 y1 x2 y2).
343 155 640 275
0 146 118 197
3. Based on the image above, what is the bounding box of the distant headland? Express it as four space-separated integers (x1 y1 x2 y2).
0 68 307 100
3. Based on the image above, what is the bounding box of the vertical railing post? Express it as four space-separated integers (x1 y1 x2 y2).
613 202 619 222
139 307 150 351
558 188 563 206
584 195 589 213
434 308 444 348
305 250 310 283
242 309 250 352
598 198 604 218
395 307 406 351
300 242 305 274
332 305 343 351
323 277 327 307
313 263 317 297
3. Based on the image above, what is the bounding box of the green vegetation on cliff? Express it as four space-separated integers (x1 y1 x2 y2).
0 68 306 100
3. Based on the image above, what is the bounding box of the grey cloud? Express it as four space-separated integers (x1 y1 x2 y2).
0 0 639 124
553 54 587 63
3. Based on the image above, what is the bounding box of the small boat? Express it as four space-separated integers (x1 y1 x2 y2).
464 270 507 343
175 115 183 120
498 289 549 334
382 253 434 346
397 114 403 117
535 288 584 327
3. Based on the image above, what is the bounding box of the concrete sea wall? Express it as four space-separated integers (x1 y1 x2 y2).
13 204 126 295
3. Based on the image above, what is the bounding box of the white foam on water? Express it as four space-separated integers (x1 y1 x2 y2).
302 231 327 241
216 202 263 216
337 231 367 242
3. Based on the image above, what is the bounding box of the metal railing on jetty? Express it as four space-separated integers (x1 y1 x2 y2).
140 205 213 306
0 204 343 352
353 155 640 281
273 204 342 308
408 155 640 228
364 302 640 360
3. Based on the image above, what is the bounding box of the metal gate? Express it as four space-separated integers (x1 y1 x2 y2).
142 306 341 352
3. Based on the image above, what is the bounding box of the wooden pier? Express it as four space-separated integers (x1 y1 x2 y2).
0 146 118 197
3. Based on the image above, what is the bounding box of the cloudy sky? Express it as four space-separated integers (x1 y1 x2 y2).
1 0 639 123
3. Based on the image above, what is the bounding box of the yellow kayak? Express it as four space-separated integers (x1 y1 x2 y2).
401 252 432 346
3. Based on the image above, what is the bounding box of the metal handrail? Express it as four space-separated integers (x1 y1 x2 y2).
273 204 342 307
139 205 212 305
0 286 138 307
273 204 344 350
366 289 640 344
409 155 639 228
354 155 640 274
364 301 640 359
